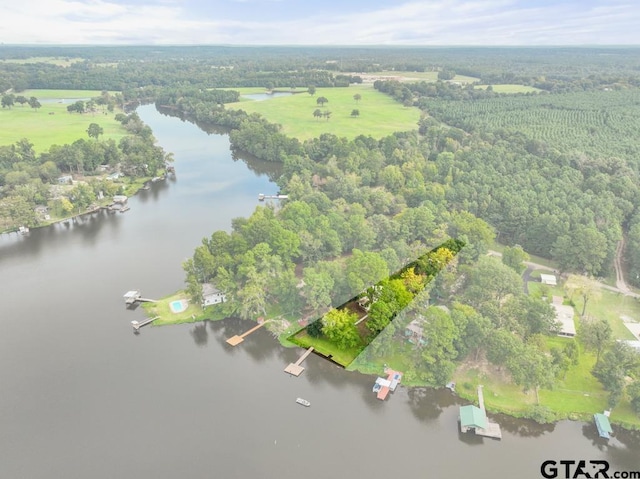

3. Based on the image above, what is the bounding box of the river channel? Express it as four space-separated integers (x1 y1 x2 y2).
0 104 638 479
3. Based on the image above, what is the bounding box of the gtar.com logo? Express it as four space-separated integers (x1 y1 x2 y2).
541 460 640 479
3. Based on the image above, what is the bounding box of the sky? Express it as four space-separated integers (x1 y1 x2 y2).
2 0 639 45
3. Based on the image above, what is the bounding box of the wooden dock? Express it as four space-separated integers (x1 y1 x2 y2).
475 385 502 440
226 321 266 346
132 316 159 331
284 347 315 376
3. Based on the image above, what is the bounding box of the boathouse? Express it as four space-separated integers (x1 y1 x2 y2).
459 405 487 432
594 412 613 439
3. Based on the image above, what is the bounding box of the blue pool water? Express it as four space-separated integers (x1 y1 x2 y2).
170 300 187 313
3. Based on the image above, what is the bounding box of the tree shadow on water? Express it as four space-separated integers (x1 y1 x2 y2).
190 321 208 347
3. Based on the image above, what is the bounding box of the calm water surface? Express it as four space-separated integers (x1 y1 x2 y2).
1 105 638 479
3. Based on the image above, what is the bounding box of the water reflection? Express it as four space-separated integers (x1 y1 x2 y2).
498 414 555 438
407 387 460 422
190 321 208 347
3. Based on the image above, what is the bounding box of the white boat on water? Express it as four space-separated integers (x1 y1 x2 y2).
295 398 310 407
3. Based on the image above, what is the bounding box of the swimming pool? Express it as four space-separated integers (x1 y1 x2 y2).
170 299 188 313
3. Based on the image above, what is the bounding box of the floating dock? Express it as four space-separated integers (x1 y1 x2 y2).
284 347 315 376
373 368 403 400
226 321 267 346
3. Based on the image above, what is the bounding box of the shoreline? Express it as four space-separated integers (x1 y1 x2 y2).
145 289 640 431
0 172 168 236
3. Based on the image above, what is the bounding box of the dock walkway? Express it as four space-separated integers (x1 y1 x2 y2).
474 385 502 440
132 316 159 331
284 347 314 376
226 322 266 346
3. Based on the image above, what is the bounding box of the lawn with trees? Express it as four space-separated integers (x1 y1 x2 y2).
0 90 126 151
225 84 420 140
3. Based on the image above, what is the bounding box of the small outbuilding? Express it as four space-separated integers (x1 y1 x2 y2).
540 274 557 286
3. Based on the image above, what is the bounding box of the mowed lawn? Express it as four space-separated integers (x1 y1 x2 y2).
0 90 127 152
373 71 480 83
226 85 421 140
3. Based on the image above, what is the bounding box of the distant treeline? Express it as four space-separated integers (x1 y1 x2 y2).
2 45 640 93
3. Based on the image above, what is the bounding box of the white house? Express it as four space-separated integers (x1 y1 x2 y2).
202 283 226 307
552 296 576 337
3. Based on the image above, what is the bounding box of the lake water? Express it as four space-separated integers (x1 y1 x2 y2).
0 104 638 479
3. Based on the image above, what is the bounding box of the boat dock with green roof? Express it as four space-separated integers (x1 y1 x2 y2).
459 385 502 440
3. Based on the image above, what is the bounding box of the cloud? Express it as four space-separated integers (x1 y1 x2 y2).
1 0 639 44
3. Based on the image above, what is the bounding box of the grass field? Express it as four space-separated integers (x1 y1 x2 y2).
225 84 421 140
0 57 83 67
373 71 480 84
0 90 127 152
475 84 542 93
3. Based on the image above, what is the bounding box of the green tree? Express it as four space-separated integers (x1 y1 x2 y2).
1 94 14 109
564 274 601 317
15 95 27 106
579 317 612 366
502 245 529 274
86 123 104 140
316 96 328 107
420 307 460 385
350 109 360 118
353 93 361 104
308 85 316 96
303 267 334 312
313 108 322 120
345 249 388 296
28 97 40 112
508 344 556 394
462 256 522 308
628 381 640 416
552 225 608 276
321 308 360 349
236 267 268 319
593 342 640 408
322 111 332 121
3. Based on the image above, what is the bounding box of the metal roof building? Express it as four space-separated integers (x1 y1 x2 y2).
459 405 487 430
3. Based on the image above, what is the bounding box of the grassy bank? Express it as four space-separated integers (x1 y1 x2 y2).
141 291 230 327
0 90 126 152
225 84 420 140
452 344 640 428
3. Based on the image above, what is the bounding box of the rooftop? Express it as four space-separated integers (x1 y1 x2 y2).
460 405 487 429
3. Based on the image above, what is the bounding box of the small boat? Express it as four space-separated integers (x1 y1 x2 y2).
295 398 310 407
119 205 131 213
